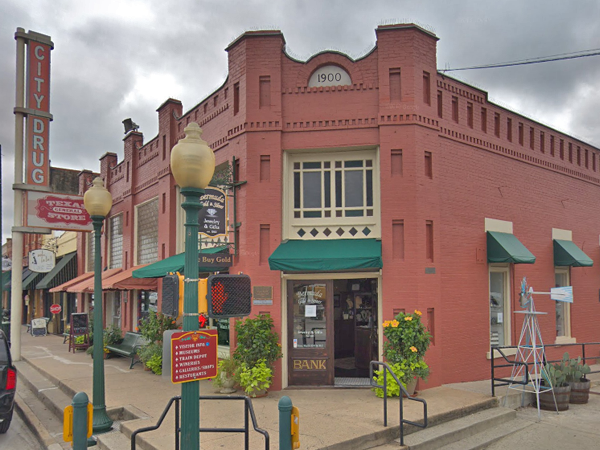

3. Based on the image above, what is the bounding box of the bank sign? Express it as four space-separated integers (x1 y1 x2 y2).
199 187 228 238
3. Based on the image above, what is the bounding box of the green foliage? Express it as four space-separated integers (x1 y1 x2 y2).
138 342 163 365
382 311 431 382
138 311 178 344
146 353 162 375
372 363 405 398
233 314 282 371
237 359 272 397
544 361 568 387
213 357 237 388
74 335 85 345
561 352 591 382
103 325 123 346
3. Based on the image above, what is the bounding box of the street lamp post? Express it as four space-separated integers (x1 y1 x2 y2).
170 122 215 449
83 177 114 434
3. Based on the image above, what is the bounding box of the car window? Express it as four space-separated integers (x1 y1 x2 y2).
0 335 9 364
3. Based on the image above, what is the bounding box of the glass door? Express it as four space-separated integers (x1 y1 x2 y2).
287 280 334 386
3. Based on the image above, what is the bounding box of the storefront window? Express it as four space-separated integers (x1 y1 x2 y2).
555 268 570 338
214 318 230 346
489 266 510 347
112 292 121 328
138 290 157 326
292 283 327 349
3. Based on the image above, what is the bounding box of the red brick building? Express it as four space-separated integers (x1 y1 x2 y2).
74 24 600 390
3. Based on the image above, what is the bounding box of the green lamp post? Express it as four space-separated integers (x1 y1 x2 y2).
83 177 114 434
170 122 215 449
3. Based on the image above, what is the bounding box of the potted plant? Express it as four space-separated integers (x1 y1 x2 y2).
213 356 237 394
562 352 591 404
138 311 178 344
138 342 162 373
539 360 571 411
237 359 272 397
233 314 282 397
102 325 123 358
374 310 431 397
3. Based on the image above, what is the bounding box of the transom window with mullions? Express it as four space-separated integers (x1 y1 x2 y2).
293 159 374 219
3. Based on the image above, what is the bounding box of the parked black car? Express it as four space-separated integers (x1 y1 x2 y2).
0 329 16 433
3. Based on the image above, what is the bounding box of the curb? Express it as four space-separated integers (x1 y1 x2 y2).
14 392 62 450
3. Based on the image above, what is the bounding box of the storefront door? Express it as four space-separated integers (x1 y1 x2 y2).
287 280 334 385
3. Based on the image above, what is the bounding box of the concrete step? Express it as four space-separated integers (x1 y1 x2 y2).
15 358 152 450
436 418 532 450
398 407 517 450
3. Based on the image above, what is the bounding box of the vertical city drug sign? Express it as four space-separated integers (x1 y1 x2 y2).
25 33 53 186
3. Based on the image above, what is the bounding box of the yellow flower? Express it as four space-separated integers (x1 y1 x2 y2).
391 320 399 328
383 320 390 328
405 316 413 321
414 310 422 316
410 346 418 352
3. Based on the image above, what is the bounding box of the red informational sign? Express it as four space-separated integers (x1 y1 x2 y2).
171 329 218 384
26 40 52 187
25 191 93 232
50 304 61 314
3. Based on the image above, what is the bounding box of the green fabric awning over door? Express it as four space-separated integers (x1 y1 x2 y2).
553 240 593 267
132 246 229 278
268 239 383 272
36 252 77 290
487 231 536 264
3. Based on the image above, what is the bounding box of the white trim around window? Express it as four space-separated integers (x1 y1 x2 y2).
554 266 575 344
487 264 512 358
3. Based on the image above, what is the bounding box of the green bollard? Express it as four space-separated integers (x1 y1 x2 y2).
279 396 293 450
72 392 90 449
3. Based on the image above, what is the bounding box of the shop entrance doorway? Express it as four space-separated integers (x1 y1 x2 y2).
287 277 378 386
333 278 378 382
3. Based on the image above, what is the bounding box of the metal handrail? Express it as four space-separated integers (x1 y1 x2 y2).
490 347 530 397
130 395 270 450
491 342 600 396
370 361 428 447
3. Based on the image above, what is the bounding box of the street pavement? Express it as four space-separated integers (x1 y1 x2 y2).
0 408 42 450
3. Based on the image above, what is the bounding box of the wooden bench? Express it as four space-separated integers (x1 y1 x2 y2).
105 332 149 369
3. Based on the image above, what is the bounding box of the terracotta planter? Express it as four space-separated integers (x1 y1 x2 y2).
569 379 590 404
248 388 268 398
539 384 571 411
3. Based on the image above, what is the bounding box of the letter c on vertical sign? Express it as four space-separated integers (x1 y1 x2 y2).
34 45 45 60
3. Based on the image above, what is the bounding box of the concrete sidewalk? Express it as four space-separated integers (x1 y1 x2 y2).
15 326 590 450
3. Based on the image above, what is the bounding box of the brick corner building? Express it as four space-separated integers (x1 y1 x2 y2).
71 24 600 390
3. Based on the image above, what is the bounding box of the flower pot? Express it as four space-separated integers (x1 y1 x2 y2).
219 376 236 394
539 384 571 411
569 379 590 404
249 388 268 398
402 378 417 397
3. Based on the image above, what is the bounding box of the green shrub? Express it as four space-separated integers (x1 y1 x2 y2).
138 342 162 365
138 311 178 344
146 353 162 375
237 359 272 396
233 314 282 370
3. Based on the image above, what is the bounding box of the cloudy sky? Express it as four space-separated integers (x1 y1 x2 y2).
1 0 599 245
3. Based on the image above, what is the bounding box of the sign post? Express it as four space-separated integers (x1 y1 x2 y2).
171 329 218 384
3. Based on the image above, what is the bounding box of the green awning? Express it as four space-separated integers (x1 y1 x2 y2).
132 246 229 278
5 268 33 289
553 239 593 267
36 252 78 290
1 271 11 291
22 270 45 290
487 231 536 264
268 239 383 272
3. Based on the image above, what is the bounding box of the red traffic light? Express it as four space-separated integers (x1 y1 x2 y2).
207 274 252 318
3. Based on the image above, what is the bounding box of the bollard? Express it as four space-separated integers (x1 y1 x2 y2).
278 396 293 450
72 392 90 449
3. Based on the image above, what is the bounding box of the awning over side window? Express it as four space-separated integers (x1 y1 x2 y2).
132 246 229 278
22 270 45 290
553 239 593 267
487 231 536 264
268 239 383 272
103 265 158 290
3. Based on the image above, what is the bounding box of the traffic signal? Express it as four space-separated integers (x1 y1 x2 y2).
161 273 208 319
161 274 180 318
207 274 252 318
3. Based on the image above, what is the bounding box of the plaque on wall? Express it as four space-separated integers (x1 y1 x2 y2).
253 286 273 305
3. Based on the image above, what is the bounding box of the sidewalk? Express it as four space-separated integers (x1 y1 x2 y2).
13 327 594 450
